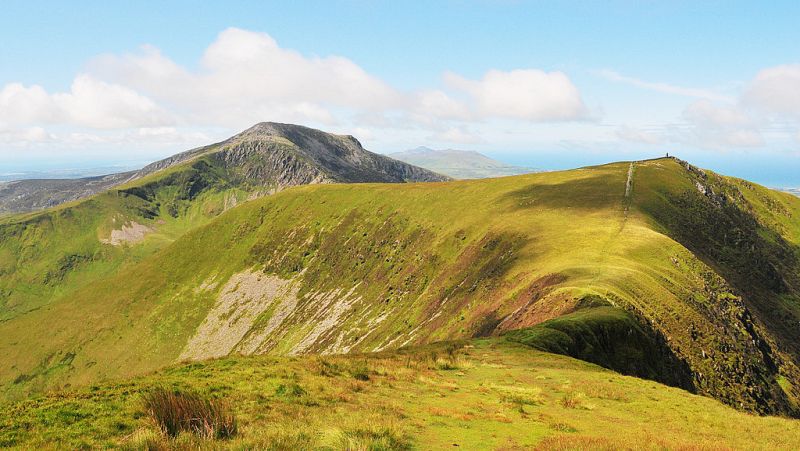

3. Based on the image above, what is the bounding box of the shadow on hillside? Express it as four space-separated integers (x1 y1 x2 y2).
501 171 625 213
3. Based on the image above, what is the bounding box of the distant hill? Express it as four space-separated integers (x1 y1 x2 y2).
388 146 537 179
0 165 144 182
782 188 800 197
0 123 448 214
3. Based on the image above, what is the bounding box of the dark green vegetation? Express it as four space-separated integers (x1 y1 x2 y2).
389 146 537 179
3 339 800 450
1 122 800 447
505 305 693 390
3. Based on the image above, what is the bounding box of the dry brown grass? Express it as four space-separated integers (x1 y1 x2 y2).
142 387 237 440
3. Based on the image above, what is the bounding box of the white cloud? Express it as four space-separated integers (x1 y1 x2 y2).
0 84 60 124
411 90 470 121
444 69 587 121
616 126 662 144
1 27 590 152
597 69 733 102
56 75 174 128
680 100 763 148
88 29 587 128
0 126 55 144
743 64 800 117
88 28 399 127
0 75 172 129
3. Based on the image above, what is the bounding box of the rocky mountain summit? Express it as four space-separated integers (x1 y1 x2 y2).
0 123 448 214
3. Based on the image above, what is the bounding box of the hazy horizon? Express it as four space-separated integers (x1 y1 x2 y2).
4 140 798 189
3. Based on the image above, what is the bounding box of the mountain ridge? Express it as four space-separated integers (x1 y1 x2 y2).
1 154 798 417
0 123 448 214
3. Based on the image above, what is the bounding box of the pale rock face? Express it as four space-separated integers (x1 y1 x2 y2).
179 269 300 361
100 221 153 246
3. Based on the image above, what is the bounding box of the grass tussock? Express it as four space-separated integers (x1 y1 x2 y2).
350 361 371 381
142 387 237 440
560 391 593 410
236 424 320 450
335 423 412 451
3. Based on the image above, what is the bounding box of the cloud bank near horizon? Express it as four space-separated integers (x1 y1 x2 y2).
0 28 588 151
0 27 798 158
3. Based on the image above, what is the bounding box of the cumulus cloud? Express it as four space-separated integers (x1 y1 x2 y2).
681 100 763 148
87 29 586 127
742 64 800 117
1 27 590 150
0 126 55 145
0 75 172 129
410 90 470 121
88 28 399 127
444 69 587 121
0 84 59 124
616 126 662 144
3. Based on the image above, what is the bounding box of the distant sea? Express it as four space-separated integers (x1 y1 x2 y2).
0 165 144 182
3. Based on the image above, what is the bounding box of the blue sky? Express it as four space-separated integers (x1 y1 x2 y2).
1 1 799 186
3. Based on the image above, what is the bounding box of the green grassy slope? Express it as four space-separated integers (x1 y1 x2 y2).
0 156 255 322
0 122 444 321
3 339 800 450
1 157 799 417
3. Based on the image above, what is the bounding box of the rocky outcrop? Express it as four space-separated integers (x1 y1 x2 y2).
226 122 449 183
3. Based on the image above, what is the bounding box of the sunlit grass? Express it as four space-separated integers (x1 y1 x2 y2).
2 339 800 449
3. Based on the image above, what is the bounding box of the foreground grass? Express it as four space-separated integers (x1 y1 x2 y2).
2 340 799 450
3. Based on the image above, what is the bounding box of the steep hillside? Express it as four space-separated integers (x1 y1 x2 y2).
3 339 800 450
389 146 537 179
0 123 445 324
2 157 799 417
0 123 447 214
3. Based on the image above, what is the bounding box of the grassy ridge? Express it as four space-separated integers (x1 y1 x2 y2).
1 158 799 417
3 339 800 450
